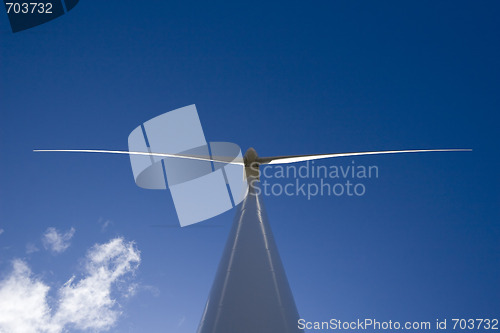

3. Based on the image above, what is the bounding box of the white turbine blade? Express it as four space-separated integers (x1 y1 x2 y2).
265 149 472 165
33 149 245 165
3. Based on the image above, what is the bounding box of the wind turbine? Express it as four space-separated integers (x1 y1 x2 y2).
34 105 471 333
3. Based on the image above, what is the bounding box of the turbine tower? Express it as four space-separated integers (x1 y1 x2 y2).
197 176 302 333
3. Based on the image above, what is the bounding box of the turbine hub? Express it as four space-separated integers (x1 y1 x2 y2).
243 147 258 165
244 147 260 180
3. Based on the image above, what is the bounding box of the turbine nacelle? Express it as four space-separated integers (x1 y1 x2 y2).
244 147 261 180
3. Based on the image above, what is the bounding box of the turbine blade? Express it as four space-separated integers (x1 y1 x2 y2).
33 149 245 165
259 149 472 165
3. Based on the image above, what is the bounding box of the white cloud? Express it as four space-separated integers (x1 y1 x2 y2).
98 218 113 232
141 285 161 298
0 238 141 333
0 228 4 236
26 243 40 254
0 260 55 333
42 227 75 253
177 315 186 328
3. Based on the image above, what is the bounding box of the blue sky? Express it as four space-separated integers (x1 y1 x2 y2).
0 1 499 332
